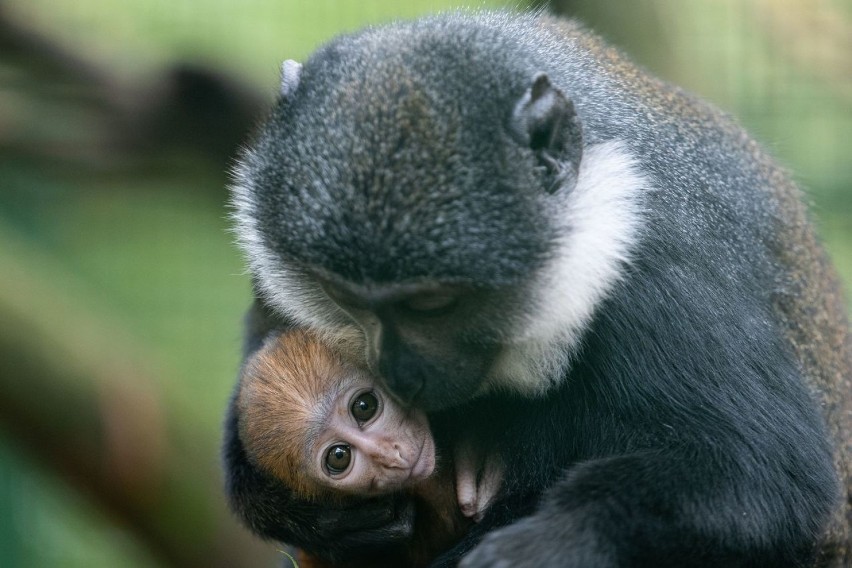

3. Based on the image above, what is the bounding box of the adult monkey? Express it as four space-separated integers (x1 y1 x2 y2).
223 11 852 567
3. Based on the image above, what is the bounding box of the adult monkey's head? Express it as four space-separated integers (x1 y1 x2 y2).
231 18 643 410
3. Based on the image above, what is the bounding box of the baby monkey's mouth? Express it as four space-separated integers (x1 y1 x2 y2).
409 430 436 481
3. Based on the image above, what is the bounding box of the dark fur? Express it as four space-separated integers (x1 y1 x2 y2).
224 11 851 567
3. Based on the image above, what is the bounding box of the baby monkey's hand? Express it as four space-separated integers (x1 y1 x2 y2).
454 437 504 522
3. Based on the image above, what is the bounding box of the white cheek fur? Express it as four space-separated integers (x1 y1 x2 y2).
488 141 647 395
230 153 364 349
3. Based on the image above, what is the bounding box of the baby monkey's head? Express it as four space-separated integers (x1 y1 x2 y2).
237 329 436 499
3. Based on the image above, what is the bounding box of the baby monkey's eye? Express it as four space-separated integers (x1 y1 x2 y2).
325 444 351 475
351 392 379 422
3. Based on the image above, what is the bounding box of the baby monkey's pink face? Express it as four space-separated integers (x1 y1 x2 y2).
311 376 436 495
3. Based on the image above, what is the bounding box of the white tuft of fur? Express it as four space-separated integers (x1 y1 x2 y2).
487 141 648 396
229 154 364 352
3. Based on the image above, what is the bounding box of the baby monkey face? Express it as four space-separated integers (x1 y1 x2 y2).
312 379 436 494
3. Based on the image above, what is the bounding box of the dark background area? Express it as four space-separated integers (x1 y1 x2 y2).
0 0 849 566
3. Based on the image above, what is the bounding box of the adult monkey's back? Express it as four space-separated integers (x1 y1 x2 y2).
223 11 852 567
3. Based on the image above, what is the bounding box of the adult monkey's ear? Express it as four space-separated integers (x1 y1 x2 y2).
280 60 303 100
510 73 583 193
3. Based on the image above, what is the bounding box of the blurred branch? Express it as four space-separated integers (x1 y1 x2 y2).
0 224 275 568
0 6 266 181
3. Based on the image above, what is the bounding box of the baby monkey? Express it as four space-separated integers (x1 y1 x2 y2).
236 329 503 567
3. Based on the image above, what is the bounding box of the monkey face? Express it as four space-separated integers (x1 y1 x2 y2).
231 29 591 409
310 274 520 411
312 380 435 494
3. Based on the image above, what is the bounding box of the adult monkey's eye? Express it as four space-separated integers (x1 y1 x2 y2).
325 444 351 475
351 392 379 422
403 292 458 314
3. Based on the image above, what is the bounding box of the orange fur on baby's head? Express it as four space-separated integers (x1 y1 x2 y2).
236 329 357 500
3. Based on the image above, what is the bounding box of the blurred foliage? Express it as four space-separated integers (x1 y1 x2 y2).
0 0 849 566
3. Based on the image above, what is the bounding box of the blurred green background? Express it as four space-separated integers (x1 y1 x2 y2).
0 0 849 566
